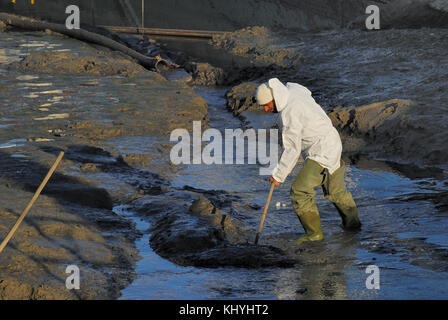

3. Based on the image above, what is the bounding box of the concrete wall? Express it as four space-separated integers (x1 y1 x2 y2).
0 0 374 31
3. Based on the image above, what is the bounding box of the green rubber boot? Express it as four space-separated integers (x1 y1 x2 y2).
333 197 362 231
294 211 324 245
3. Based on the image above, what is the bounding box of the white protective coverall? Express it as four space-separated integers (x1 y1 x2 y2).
269 78 343 183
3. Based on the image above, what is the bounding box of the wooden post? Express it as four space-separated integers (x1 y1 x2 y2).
141 0 145 35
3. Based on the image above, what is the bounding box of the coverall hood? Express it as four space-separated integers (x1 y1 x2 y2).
267 78 290 112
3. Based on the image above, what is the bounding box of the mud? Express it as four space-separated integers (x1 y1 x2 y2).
225 82 260 116
139 192 295 268
0 30 208 299
1 12 448 300
8 50 147 78
327 99 448 163
0 21 6 32
183 62 226 86
211 27 302 69
0 174 139 299
216 27 448 169
117 27 447 299
349 0 448 29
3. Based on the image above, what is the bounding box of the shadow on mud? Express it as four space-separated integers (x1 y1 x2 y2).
0 148 139 299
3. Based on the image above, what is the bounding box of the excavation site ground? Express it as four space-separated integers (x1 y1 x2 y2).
0 4 447 299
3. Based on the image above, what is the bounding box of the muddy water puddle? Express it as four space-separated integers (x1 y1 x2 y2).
115 205 282 299
119 86 448 299
154 36 253 71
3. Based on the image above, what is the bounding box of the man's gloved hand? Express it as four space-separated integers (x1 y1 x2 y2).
269 177 281 187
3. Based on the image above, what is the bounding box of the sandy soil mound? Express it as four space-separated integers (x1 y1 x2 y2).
8 50 148 78
0 155 139 299
0 20 7 32
329 99 448 165
225 82 260 116
184 62 226 86
211 27 302 69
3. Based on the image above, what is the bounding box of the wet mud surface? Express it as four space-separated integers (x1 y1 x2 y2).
1 23 447 300
290 28 448 168
208 27 448 168
124 28 448 299
0 31 206 299
120 86 448 299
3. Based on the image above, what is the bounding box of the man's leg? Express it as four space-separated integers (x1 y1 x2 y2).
323 160 361 230
290 159 325 244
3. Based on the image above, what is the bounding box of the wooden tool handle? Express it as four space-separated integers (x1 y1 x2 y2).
0 152 65 254
254 182 276 245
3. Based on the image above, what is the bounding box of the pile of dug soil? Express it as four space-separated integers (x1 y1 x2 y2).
329 99 448 165
211 26 302 69
225 82 260 116
8 50 148 78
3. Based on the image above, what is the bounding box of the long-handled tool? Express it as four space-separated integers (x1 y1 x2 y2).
0 151 64 254
254 182 276 245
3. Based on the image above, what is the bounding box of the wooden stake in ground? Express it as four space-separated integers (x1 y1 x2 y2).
254 182 276 245
0 152 65 254
141 0 145 34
